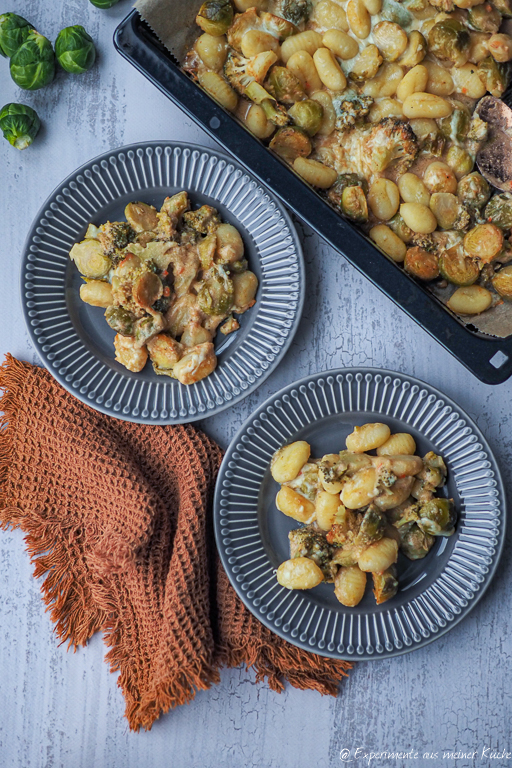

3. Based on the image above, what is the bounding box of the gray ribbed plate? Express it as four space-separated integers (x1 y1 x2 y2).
214 368 505 660
21 142 304 424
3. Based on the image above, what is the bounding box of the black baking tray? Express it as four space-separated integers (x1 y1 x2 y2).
114 9 512 384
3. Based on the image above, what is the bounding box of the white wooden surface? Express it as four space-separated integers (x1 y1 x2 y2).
1 2 512 766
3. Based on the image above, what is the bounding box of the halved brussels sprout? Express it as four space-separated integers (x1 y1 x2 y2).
288 98 323 136
457 172 490 209
55 25 96 74
430 193 470 231
341 186 368 223
10 30 55 90
439 244 480 285
132 272 163 309
327 174 368 208
269 125 311 162
417 498 456 536
0 13 31 58
267 65 306 104
197 265 234 315
464 223 504 262
492 265 512 297
468 3 502 34
70 239 111 278
125 202 159 233
446 146 474 176
485 193 512 230
438 106 470 147
105 306 135 335
147 333 182 370
134 313 165 347
493 0 512 17
372 566 399 604
478 56 511 97
427 20 471 67
404 247 439 280
272 0 311 25
398 522 435 560
0 102 40 150
196 0 234 36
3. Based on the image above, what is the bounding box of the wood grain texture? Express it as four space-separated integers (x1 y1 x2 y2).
1 2 511 766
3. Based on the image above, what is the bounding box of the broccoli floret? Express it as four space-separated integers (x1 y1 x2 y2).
227 8 297 52
367 117 418 174
97 221 135 262
224 49 277 95
289 527 336 580
410 233 437 253
332 91 373 131
182 205 221 235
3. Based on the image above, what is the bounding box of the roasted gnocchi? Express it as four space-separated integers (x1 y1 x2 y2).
270 422 456 606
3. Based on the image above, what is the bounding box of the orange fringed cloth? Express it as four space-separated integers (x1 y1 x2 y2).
0 355 351 731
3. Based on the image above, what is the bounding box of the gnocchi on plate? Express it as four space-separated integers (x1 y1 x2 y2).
270 422 456 607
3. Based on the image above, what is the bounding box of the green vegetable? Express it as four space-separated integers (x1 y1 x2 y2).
105 306 135 335
439 106 470 147
372 566 398 604
288 99 323 136
446 146 474 176
327 174 368 207
438 245 479 285
492 265 512 298
0 13 32 58
0 102 40 149
196 0 233 36
427 20 470 67
10 31 55 90
272 0 311 26
267 66 306 104
457 172 490 209
89 0 120 7
485 193 512 230
398 522 434 560
55 25 96 74
417 498 456 536
493 0 512 17
468 3 501 33
269 125 311 163
478 56 511 98
341 186 368 223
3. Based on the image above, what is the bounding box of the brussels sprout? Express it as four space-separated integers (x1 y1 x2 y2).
269 125 311 162
133 313 165 347
196 0 234 36
431 193 470 231
464 222 503 262
245 81 290 126
0 13 31 58
55 25 96 74
398 522 435 560
70 239 111 278
493 0 512 17
457 172 490 209
492 264 512 297
10 31 55 90
341 186 368 223
409 118 444 156
89 0 120 6
105 306 135 336
267 66 306 104
183 204 221 234
372 566 399 604
439 106 470 147
427 20 471 67
133 272 163 309
404 247 440 280
478 55 511 97
355 506 386 547
288 527 336 580
229 258 248 273
327 174 368 208
439 245 480 285
417 498 456 536
125 202 159 233
288 99 323 136
388 212 414 243
197 265 234 315
272 0 311 26
446 146 474 176
468 4 502 33
485 193 512 230
0 102 40 150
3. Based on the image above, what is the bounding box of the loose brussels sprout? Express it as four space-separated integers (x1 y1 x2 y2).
485 193 512 230
356 506 386 547
89 0 120 6
70 240 111 278
457 172 490 209
341 186 368 223
105 306 135 336
438 106 470 147
0 102 40 150
478 56 511 97
196 0 234 36
267 66 306 104
464 223 503 261
427 20 471 67
405 246 440 280
398 522 435 560
197 265 234 315
327 174 368 208
269 125 311 162
446 146 474 176
417 498 456 536
438 245 480 285
272 0 311 25
10 31 55 90
55 25 96 74
288 99 323 136
0 13 31 58
372 566 399 604
468 4 502 34
492 265 512 297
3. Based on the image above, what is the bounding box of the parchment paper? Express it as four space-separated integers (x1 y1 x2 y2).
133 0 512 339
